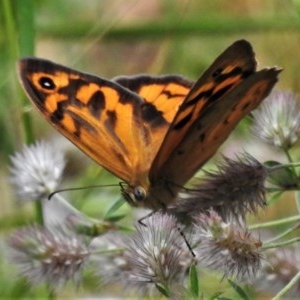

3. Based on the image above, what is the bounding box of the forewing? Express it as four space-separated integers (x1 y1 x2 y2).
18 58 150 183
151 39 257 175
152 67 280 187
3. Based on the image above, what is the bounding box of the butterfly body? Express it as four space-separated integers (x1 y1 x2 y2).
19 40 280 210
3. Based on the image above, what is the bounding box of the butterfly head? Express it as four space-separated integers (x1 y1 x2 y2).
121 180 177 210
121 184 148 207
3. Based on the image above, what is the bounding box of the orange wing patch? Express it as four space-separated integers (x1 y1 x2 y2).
115 75 193 158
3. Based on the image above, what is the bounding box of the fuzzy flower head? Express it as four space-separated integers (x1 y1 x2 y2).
90 233 131 286
9 140 65 200
7 225 89 289
174 154 267 223
252 90 300 150
127 213 193 291
93 213 193 296
194 210 262 282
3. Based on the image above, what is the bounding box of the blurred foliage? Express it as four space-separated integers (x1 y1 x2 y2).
1 0 300 298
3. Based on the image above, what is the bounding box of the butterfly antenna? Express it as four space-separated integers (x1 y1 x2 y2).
119 182 128 192
48 184 119 200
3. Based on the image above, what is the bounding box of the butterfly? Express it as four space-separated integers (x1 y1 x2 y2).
18 39 280 210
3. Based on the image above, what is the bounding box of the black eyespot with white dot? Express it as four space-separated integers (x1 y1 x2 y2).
38 77 56 90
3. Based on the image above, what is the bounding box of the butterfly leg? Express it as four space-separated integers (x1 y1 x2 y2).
139 210 196 257
138 210 157 227
176 223 196 258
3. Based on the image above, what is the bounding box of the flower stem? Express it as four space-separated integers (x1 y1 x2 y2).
272 269 300 299
264 222 300 244
249 215 300 230
263 237 300 249
284 149 297 177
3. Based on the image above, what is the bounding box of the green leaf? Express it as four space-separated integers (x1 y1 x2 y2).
209 291 224 300
295 190 300 214
105 197 125 217
228 279 249 300
155 283 170 298
266 161 299 190
15 0 35 56
264 160 282 168
267 191 284 205
104 214 126 223
189 264 199 297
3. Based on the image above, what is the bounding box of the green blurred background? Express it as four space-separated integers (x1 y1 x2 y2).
1 0 300 298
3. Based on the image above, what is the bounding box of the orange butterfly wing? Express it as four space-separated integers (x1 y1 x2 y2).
115 75 193 161
151 40 257 176
18 59 192 189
